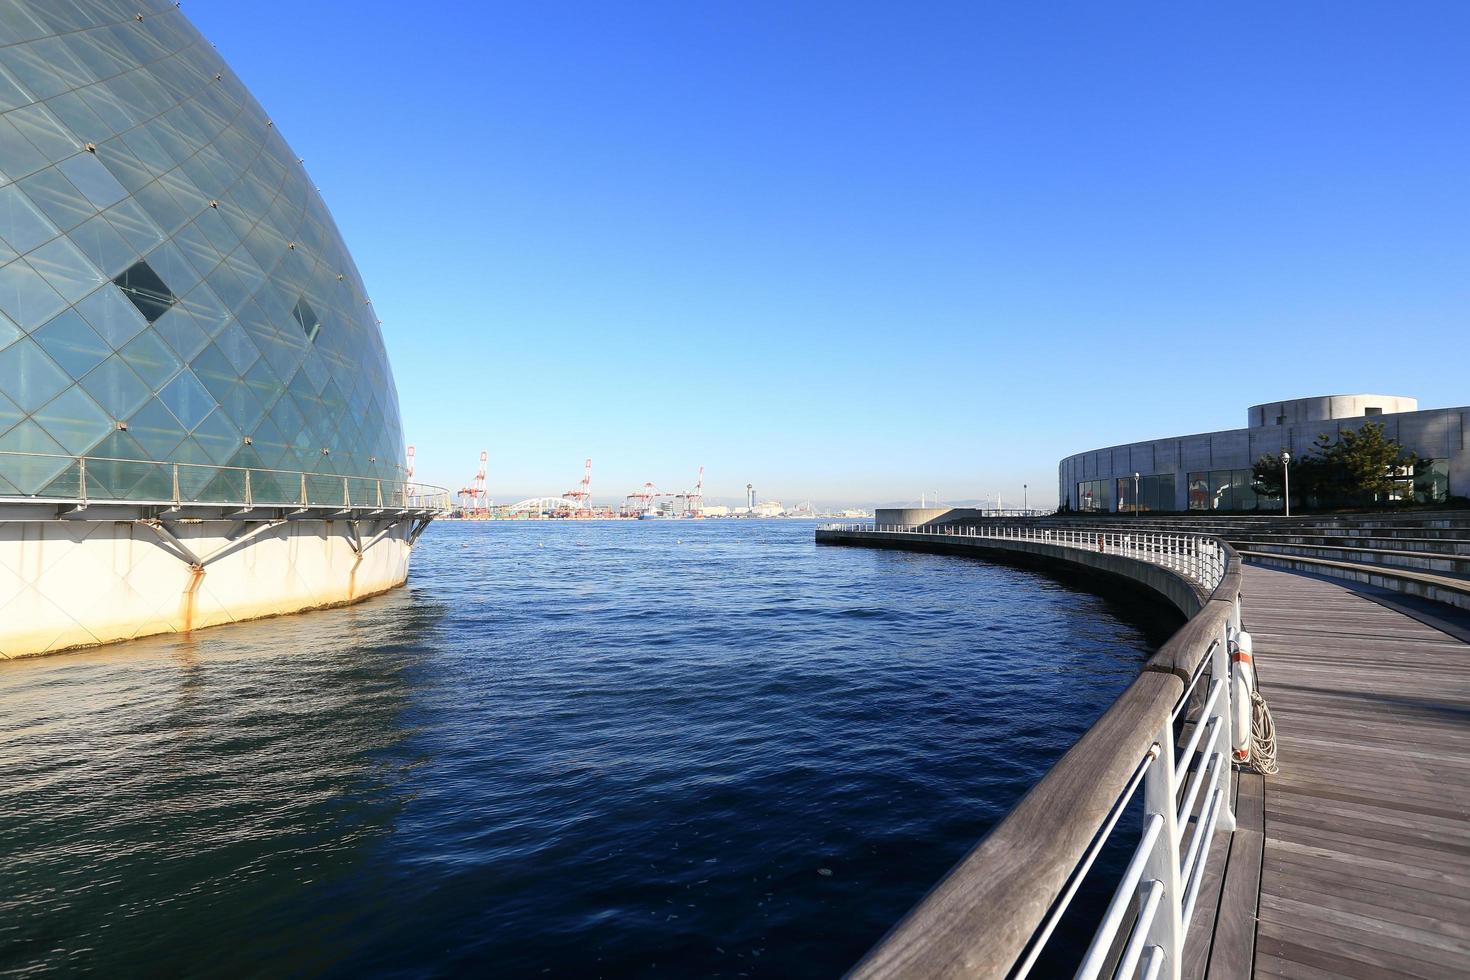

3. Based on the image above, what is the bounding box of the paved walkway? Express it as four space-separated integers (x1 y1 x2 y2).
1242 565 1470 979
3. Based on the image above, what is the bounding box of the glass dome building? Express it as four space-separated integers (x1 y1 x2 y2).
0 1 445 658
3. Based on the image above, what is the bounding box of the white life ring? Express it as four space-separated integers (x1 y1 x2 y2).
1231 631 1255 763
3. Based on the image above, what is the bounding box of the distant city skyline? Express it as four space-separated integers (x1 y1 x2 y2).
189 1 1470 506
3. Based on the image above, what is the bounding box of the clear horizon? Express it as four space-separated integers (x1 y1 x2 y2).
188 1 1469 507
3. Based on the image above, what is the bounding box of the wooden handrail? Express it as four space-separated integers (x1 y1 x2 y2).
849 671 1182 979
823 528 1245 979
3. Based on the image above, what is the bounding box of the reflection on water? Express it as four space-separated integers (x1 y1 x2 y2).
0 521 1177 977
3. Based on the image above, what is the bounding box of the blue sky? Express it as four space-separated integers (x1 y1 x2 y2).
188 1 1468 507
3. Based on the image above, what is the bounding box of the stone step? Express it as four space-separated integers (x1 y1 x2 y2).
1238 551 1470 613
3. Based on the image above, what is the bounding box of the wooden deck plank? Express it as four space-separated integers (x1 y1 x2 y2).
1242 565 1470 979
1203 771 1262 980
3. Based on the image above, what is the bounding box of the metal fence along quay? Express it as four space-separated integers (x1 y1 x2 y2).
816 523 1247 980
0 448 452 516
819 523 1229 594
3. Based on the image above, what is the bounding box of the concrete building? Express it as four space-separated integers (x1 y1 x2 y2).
1058 395 1466 513
0 2 443 658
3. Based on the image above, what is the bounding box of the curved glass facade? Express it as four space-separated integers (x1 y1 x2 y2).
0 0 403 500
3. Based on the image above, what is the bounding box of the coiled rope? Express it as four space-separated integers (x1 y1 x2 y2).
1243 690 1280 775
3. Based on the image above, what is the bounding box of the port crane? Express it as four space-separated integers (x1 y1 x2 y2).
457 450 489 516
674 466 705 516
563 458 593 512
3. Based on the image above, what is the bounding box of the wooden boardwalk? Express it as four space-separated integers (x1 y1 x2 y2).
1241 564 1470 979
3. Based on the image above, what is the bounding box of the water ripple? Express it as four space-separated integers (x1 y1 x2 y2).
0 520 1178 978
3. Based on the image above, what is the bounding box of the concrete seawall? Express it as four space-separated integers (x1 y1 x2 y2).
815 527 1208 617
0 518 414 659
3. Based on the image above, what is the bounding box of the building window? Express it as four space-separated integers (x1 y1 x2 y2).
1364 406 1382 416
1187 468 1265 511
292 298 321 343
1077 479 1111 512
1414 458 1449 503
1117 473 1176 513
112 260 177 324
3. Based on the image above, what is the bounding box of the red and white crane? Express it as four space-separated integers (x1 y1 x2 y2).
676 466 705 516
563 458 593 512
458 450 488 516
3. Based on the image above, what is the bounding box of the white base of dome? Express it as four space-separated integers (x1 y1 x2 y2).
0 517 416 659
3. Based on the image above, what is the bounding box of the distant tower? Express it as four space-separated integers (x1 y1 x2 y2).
746 484 755 509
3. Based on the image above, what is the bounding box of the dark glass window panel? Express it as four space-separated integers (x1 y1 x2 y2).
292 297 321 343
112 258 177 323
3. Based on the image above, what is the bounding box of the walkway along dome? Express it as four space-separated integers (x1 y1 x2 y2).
0 0 447 658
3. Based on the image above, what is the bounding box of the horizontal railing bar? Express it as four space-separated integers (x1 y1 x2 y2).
1112 878 1164 980
1181 772 1225 934
1173 679 1223 784
1175 717 1222 834
1076 813 1166 980
1011 746 1158 980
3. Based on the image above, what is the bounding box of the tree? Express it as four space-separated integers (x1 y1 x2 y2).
1252 422 1428 509
1327 422 1427 504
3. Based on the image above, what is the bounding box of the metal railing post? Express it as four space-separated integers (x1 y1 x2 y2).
78 456 87 508
1212 622 1237 834
244 469 252 509
1142 715 1185 980
172 463 180 508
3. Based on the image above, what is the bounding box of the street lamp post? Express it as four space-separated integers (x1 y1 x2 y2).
1023 483 1028 513
1133 472 1141 517
1281 450 1291 517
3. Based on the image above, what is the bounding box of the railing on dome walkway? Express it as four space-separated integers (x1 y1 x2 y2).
816 522 1245 980
0 449 452 516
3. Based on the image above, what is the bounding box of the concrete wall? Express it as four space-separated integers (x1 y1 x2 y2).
874 507 987 526
0 518 414 659
1058 405 1470 512
816 528 1209 618
1247 394 1417 428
